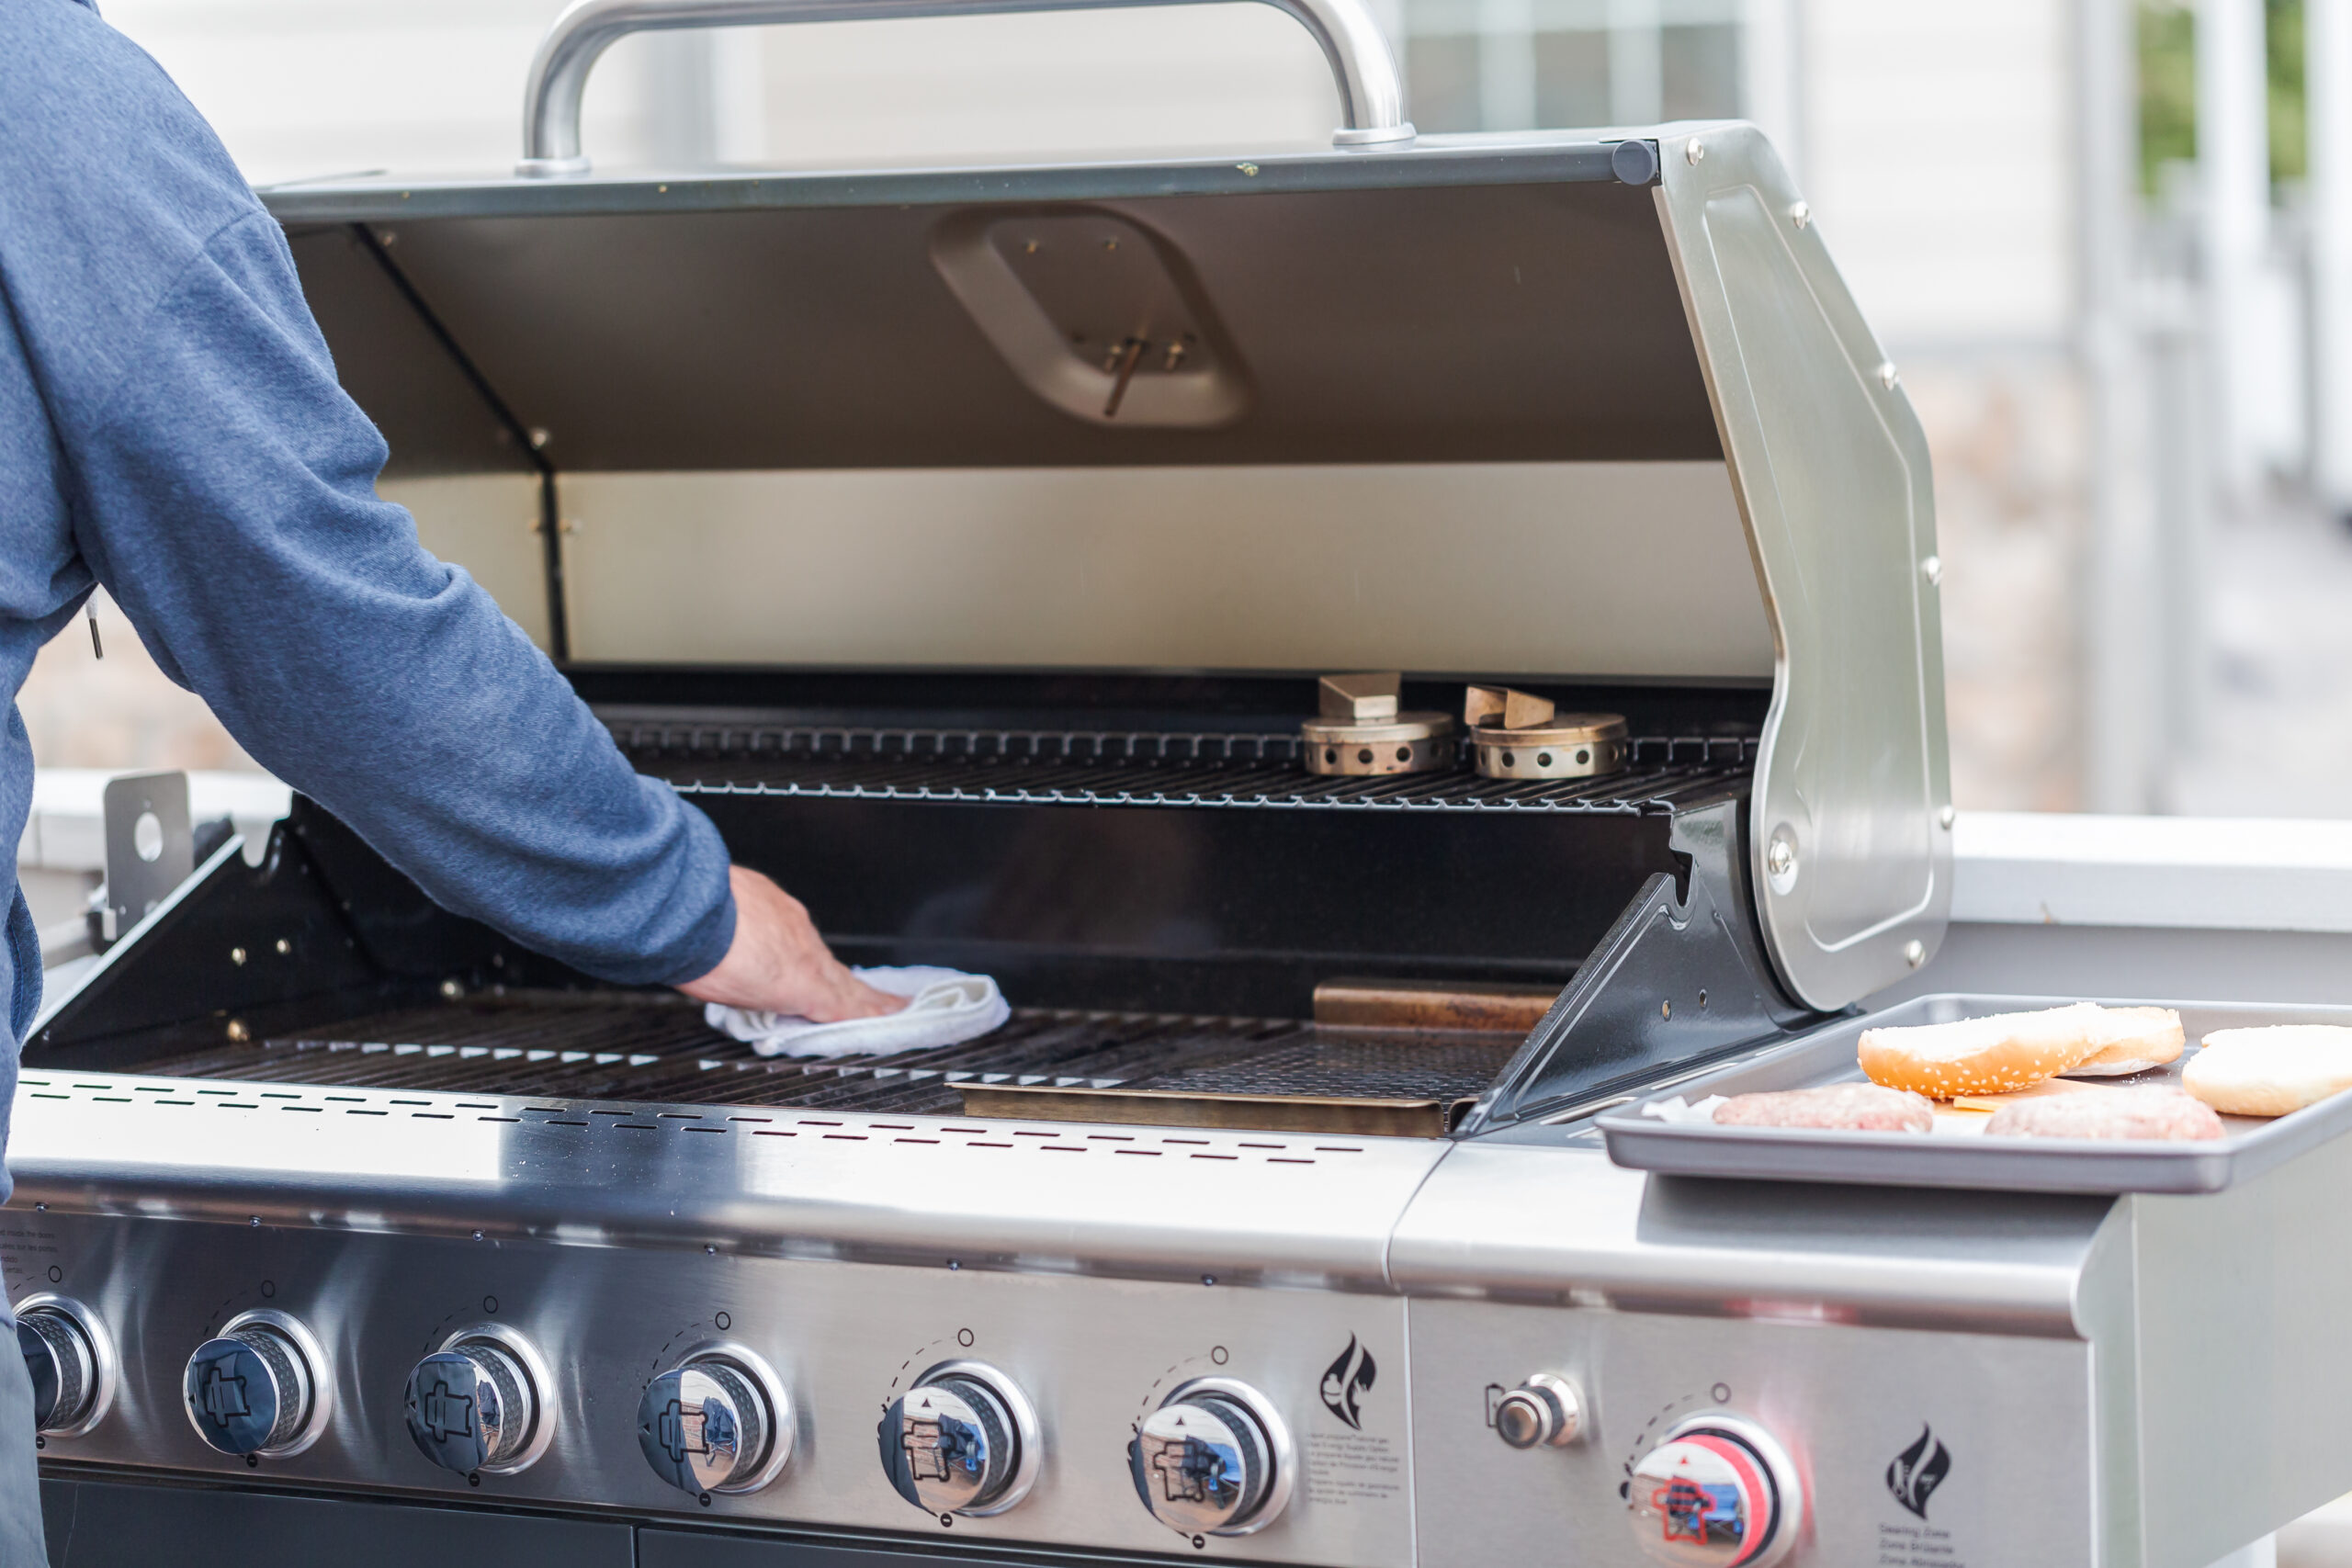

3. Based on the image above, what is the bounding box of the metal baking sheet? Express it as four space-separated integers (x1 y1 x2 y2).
1595 993 2352 1194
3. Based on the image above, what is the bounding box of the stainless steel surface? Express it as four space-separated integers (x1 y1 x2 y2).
881 1359 1040 1517
1597 996 2352 1194
1388 1140 2106 1335
1655 124 1952 1010
553 465 1769 677
1131 1375 1294 1538
1623 1412 1804 1567
5 1074 1442 1289
516 0 1413 175
1490 1371 1579 1450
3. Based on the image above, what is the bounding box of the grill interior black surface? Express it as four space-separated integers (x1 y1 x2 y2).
121 993 1519 1121
616 722 1755 815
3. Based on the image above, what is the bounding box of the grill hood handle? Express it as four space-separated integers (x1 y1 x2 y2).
516 0 1417 176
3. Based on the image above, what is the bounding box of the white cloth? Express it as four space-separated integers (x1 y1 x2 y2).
705 965 1009 1059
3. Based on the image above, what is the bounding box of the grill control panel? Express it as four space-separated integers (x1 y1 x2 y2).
11 1215 1414 1567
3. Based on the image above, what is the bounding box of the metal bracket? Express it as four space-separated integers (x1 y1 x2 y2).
101 773 192 943
1461 798 1820 1134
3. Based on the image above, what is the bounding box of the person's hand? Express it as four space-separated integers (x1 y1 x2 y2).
677 866 903 1021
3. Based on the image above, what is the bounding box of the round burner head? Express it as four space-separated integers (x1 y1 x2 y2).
1298 713 1457 776
1468 713 1629 781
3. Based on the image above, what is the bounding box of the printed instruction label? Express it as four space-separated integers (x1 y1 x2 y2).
1304 1430 1403 1509
1878 1520 1965 1568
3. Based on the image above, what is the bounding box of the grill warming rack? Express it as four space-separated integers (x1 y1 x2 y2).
613 721 1756 815
124 994 1519 1136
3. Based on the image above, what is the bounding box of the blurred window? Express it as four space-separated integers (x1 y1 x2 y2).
1402 0 1744 134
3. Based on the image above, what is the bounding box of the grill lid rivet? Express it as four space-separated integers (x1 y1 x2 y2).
1921 554 1943 587
275 939 291 955
1904 939 1927 968
226 1021 251 1043
1685 137 1704 164
230 948 247 967
1789 200 1811 228
1939 805 1957 829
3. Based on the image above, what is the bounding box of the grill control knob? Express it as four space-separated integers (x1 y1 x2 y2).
184 1320 316 1457
405 1338 540 1475
878 1360 1040 1517
1494 1372 1583 1450
1626 1413 1806 1568
639 1355 790 1495
1127 1377 1294 1538
17 1303 100 1435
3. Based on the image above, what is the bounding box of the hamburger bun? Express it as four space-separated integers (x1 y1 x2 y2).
2181 1025 2352 1117
1858 1002 2181 1099
2058 1005 2188 1077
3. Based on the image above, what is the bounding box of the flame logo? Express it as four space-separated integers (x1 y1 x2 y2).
1319 1335 1376 1430
1885 1425 1951 1519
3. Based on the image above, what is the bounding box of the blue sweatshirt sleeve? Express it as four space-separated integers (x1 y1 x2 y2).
1 1 734 986
67 213 738 987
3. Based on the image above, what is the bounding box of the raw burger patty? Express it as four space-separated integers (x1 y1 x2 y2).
1983 1086 2222 1141
1713 1083 1935 1134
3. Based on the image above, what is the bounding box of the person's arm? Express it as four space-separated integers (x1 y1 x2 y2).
55 216 890 1017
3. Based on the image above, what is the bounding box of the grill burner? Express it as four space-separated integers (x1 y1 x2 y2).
122 995 1516 1134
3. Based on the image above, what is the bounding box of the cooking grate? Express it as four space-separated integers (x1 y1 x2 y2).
611 721 1753 815
121 993 1516 1133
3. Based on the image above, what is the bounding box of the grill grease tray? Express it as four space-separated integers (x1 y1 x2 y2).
124 994 1515 1135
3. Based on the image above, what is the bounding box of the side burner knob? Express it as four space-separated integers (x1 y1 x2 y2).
1127 1377 1294 1538
405 1338 540 1475
17 1304 99 1435
1626 1413 1806 1568
878 1360 1040 1517
1494 1372 1583 1450
184 1320 316 1457
639 1356 789 1495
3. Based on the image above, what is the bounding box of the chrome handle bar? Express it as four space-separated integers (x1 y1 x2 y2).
518 0 1416 176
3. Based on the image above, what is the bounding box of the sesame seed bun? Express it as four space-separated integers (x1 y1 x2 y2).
1857 1003 2181 1100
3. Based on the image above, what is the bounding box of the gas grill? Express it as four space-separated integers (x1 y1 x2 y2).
13 3 2349 1564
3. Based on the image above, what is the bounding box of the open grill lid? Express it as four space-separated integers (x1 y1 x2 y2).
263 118 1949 1012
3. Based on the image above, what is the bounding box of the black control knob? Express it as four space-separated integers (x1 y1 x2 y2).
17 1305 98 1435
405 1340 539 1475
639 1358 782 1495
184 1323 314 1457
1128 1377 1293 1538
878 1360 1040 1517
